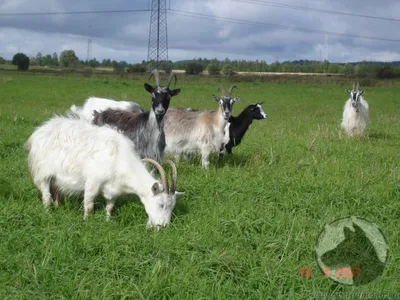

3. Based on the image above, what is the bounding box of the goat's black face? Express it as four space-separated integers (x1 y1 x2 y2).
248 102 267 120
144 83 181 120
214 96 240 120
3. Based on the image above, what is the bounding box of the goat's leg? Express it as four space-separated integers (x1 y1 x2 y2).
218 144 225 160
201 149 210 169
49 177 64 207
83 182 99 220
38 179 53 208
103 193 116 221
226 146 233 156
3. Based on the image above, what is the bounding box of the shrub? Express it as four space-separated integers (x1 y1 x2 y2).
127 64 147 73
12 53 30 70
207 63 221 75
376 65 396 79
222 64 235 76
185 62 204 75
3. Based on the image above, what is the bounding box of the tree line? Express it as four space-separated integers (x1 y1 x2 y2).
3 50 400 79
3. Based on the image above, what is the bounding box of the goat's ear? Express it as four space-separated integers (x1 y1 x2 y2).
359 90 364 95
144 83 154 94
175 191 185 196
343 226 353 239
232 97 240 103
212 95 219 102
151 182 163 195
92 110 103 125
170 88 181 96
345 89 351 94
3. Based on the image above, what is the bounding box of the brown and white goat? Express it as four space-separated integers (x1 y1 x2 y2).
164 86 239 168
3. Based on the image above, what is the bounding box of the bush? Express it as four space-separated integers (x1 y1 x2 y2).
127 63 147 73
222 64 235 76
59 50 78 67
376 65 396 79
185 62 204 75
12 53 30 70
207 63 221 75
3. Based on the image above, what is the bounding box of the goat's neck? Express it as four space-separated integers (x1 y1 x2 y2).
149 109 164 131
234 110 254 135
215 106 228 129
122 159 158 200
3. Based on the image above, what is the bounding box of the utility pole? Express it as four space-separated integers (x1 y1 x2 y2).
147 0 168 69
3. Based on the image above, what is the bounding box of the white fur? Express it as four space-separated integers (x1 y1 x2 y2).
24 115 179 228
341 96 369 137
70 97 144 123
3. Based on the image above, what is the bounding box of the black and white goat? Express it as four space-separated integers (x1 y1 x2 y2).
164 85 239 168
24 115 184 229
341 81 369 137
218 102 267 159
92 70 181 164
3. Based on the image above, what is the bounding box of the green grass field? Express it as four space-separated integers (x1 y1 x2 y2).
0 71 399 299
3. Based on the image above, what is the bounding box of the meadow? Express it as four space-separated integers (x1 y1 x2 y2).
0 70 399 299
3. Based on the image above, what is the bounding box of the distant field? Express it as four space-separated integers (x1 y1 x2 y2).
0 71 399 299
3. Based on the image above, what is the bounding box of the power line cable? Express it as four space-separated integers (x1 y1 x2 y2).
232 0 400 22
168 9 400 43
0 8 150 17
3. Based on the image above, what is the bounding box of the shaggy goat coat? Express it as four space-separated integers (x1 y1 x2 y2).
70 97 144 123
92 108 165 164
341 96 369 136
24 115 178 227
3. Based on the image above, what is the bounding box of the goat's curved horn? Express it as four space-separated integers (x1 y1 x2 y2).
148 69 160 87
228 85 238 97
355 81 360 91
217 86 225 97
166 71 177 88
142 158 168 193
165 160 177 194
352 82 356 91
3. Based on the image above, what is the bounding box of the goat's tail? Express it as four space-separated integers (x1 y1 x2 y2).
68 104 84 119
24 137 32 151
70 104 82 114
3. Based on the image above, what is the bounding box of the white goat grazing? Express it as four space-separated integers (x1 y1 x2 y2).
24 115 183 228
341 82 369 137
70 97 144 123
164 85 239 168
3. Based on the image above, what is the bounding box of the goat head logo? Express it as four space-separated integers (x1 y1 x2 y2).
315 216 389 286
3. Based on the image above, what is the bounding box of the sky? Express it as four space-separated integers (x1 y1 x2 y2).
1 0 400 64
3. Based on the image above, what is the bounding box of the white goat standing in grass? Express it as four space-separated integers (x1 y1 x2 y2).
341 82 369 137
24 115 184 229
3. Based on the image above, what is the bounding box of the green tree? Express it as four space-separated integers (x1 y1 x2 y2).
185 62 204 75
42 54 53 66
0 56 6 64
207 62 221 75
36 52 43 66
376 65 396 79
52 52 59 66
12 53 30 70
343 64 354 76
87 58 100 68
59 50 78 67
221 63 235 75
